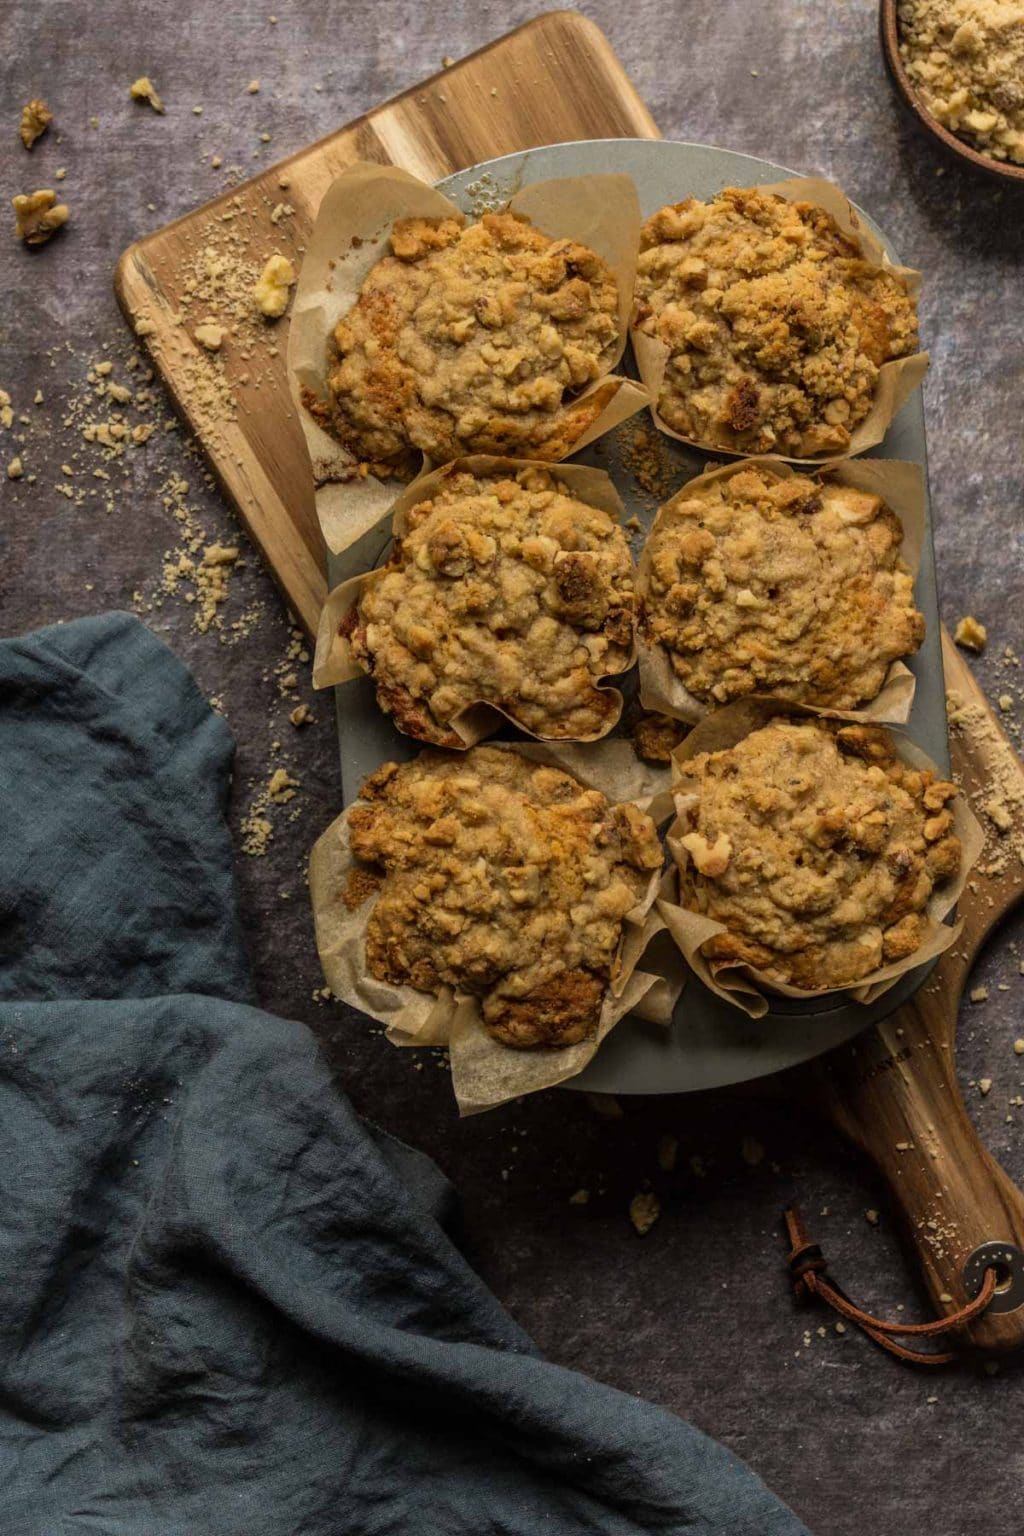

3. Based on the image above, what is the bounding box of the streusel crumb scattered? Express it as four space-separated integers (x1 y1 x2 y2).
253 252 295 318
642 465 923 709
323 210 619 473
675 718 961 989
348 746 662 1048
348 465 635 745
633 187 919 457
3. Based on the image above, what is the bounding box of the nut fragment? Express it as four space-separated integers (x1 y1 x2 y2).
129 76 164 113
253 253 296 319
13 189 69 246
954 614 987 652
19 99 52 149
194 321 226 352
629 1191 661 1235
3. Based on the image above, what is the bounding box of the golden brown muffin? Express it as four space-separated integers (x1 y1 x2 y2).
348 746 664 1047
641 465 924 710
345 465 635 746
325 211 620 473
632 187 920 457
674 718 960 989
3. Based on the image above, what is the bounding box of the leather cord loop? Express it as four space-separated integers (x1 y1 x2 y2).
783 1206 998 1366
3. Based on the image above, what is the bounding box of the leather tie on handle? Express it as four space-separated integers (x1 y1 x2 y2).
784 1206 998 1365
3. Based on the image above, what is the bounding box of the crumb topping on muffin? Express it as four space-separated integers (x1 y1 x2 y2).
325 211 620 473
632 188 920 457
641 464 924 709
348 746 663 1047
347 466 635 745
674 718 960 989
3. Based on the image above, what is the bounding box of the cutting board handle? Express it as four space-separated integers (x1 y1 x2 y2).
810 977 1024 1354
801 631 1024 1354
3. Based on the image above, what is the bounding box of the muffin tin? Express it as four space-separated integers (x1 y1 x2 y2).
328 137 948 1095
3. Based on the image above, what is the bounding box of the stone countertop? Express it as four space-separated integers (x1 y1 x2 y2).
2 3 1023 1531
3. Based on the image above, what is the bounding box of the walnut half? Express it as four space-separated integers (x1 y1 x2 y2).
20 99 52 149
13 189 69 246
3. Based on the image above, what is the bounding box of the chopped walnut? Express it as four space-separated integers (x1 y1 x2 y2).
629 1191 661 1235
253 253 296 319
129 77 164 113
19 99 52 149
954 614 987 652
13 189 69 246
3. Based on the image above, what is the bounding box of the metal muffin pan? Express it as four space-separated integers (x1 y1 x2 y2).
329 138 947 1095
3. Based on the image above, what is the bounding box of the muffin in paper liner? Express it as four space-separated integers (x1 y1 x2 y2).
657 700 984 1020
288 161 650 558
636 456 925 728
312 455 638 749
308 741 683 1115
630 176 929 465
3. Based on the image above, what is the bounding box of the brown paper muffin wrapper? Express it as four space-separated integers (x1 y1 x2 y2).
313 455 637 748
289 161 651 557
637 456 925 727
630 177 929 464
308 741 684 1115
658 699 984 1019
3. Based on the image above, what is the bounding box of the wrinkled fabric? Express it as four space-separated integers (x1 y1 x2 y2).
0 613 808 1536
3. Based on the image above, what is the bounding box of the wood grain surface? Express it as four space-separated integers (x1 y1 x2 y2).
113 11 658 637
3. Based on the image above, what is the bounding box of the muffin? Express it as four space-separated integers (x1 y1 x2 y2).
323 210 620 473
632 187 920 457
640 463 924 711
673 718 960 989
347 746 664 1047
344 465 635 746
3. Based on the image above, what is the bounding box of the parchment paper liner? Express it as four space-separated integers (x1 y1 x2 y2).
630 177 929 464
636 456 925 728
658 699 984 1019
308 741 684 1115
289 161 651 558
313 455 637 748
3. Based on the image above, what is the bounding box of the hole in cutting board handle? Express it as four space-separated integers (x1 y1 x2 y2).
963 1243 1024 1314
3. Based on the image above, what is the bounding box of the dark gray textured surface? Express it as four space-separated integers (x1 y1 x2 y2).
2 4 1023 1532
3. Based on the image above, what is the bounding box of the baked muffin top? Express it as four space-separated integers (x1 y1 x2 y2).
325 211 620 473
674 718 960 989
632 187 920 458
641 464 924 710
348 746 664 1047
346 465 635 746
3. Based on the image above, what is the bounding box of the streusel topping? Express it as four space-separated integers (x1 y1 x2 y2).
325 211 620 473
349 747 663 1047
633 187 919 457
348 466 635 745
642 465 924 709
674 719 960 989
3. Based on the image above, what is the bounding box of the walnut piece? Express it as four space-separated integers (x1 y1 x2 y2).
13 189 69 246
129 77 164 113
253 253 295 319
19 99 52 150
954 614 987 652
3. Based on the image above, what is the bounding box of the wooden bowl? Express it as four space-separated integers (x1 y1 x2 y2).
879 0 1024 185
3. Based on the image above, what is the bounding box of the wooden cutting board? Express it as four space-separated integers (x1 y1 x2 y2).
115 11 1024 1354
113 12 657 638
